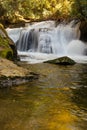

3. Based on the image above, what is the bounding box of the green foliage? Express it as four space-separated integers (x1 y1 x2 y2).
0 3 6 17
0 0 87 23
71 0 87 19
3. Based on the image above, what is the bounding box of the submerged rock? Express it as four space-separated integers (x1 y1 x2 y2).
44 56 76 65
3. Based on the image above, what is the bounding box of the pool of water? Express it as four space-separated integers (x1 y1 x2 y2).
0 63 87 130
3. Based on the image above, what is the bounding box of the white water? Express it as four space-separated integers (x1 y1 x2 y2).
6 27 23 43
6 20 87 64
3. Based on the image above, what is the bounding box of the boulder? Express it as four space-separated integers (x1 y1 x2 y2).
0 58 39 88
0 23 18 60
44 56 76 65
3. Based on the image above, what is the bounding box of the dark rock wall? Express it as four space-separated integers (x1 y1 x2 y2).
80 21 87 42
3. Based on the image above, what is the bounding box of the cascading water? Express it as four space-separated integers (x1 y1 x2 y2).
6 20 87 63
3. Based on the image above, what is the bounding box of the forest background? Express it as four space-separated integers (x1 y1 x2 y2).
0 0 87 25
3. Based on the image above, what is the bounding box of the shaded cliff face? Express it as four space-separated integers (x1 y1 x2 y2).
80 21 87 42
0 24 17 60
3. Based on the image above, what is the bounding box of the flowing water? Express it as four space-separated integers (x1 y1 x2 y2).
3 21 87 129
0 63 87 130
6 20 87 64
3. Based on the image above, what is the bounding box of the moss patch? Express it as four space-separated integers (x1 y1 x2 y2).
0 24 14 60
44 56 76 65
0 35 9 47
0 35 13 60
0 49 13 60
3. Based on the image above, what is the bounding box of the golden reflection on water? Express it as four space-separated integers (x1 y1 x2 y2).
0 63 87 130
0 86 82 130
47 110 77 130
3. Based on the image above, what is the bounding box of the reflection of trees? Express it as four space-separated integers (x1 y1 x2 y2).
71 64 87 108
72 87 87 109
21 87 78 130
70 65 87 130
0 64 87 130
0 86 78 130
71 87 87 130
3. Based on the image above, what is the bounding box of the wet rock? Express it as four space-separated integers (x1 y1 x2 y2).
44 56 76 65
0 74 38 88
0 58 39 88
0 23 18 60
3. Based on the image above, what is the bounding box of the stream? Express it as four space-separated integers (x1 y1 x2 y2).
0 63 87 130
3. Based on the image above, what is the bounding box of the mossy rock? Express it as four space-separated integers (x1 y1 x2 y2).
0 23 17 60
0 35 9 48
0 34 13 60
44 56 76 65
0 49 13 60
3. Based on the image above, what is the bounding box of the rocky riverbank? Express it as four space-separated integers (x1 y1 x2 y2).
0 58 39 88
0 23 39 88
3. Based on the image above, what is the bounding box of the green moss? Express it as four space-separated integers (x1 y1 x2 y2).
0 36 9 47
0 49 13 60
0 24 8 37
0 23 18 61
44 56 76 65
0 32 13 60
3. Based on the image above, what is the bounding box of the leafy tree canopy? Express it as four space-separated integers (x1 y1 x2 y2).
0 0 87 24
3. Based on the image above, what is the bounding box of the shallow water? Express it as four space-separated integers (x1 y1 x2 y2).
0 63 87 130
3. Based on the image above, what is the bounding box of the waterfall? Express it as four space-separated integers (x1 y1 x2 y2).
16 29 38 51
6 20 87 63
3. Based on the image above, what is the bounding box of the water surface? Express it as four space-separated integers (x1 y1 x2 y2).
0 63 87 130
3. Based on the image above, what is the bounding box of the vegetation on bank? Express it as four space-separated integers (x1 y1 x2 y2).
0 0 87 25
